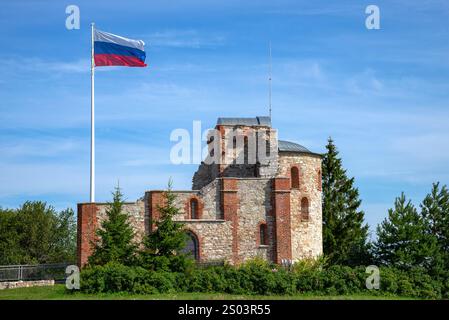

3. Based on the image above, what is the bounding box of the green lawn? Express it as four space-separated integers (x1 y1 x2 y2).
0 285 413 300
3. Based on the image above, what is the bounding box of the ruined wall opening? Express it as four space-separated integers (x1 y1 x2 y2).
301 197 309 221
190 198 199 219
317 169 322 191
259 223 268 246
183 231 200 261
291 166 299 189
244 136 249 164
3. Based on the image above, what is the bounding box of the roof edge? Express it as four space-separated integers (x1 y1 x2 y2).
216 116 271 127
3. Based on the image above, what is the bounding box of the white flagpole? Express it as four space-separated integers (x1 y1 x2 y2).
90 22 95 203
268 40 272 119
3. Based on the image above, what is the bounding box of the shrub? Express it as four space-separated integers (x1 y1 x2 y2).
80 259 447 299
80 264 107 294
379 267 400 294
184 267 227 293
237 258 277 295
378 267 443 299
80 263 178 294
215 265 247 294
139 271 177 294
406 268 442 299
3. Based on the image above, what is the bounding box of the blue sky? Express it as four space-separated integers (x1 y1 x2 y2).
1 0 448 236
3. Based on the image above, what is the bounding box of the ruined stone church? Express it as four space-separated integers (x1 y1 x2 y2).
77 116 323 266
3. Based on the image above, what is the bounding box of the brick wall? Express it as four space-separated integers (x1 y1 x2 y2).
77 203 98 267
77 201 146 267
272 177 292 263
220 178 239 264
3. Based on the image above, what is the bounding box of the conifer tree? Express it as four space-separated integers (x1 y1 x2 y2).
322 137 370 265
88 186 136 266
374 193 438 270
140 179 193 272
420 182 449 275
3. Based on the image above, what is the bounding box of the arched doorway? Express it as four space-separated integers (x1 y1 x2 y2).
183 231 199 261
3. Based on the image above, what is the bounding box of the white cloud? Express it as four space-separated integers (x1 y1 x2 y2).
0 57 90 74
0 138 81 159
267 3 361 17
145 30 225 48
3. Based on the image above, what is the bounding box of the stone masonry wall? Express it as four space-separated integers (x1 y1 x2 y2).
236 178 274 263
277 152 323 260
217 126 279 179
0 280 55 290
183 221 233 263
95 201 147 245
147 184 233 263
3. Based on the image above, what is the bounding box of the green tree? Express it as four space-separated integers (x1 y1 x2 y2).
0 202 76 265
0 207 22 264
139 180 193 272
88 186 137 266
420 182 449 275
322 137 370 266
53 208 77 263
374 193 438 270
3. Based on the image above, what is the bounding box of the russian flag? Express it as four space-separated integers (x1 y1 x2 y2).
94 29 147 67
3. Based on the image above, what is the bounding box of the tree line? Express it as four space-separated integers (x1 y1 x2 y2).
322 137 449 281
0 202 76 265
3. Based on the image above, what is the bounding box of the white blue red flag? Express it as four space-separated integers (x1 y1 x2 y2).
94 29 147 67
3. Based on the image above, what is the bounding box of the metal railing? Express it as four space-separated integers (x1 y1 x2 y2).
0 263 73 283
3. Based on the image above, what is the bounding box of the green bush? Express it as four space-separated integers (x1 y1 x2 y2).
406 268 442 299
237 259 277 295
215 265 247 294
320 265 361 295
379 267 399 294
137 270 176 294
80 259 446 299
81 263 177 294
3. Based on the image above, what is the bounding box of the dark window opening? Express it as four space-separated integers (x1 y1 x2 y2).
317 170 322 191
259 223 268 246
301 198 309 221
265 131 271 157
291 167 299 189
244 136 248 164
190 199 198 219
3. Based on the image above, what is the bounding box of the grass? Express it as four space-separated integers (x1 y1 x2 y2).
0 285 413 300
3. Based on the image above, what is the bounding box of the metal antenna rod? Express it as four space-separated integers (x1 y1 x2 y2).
269 41 272 119
90 22 95 203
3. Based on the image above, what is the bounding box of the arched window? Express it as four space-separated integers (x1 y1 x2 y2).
190 198 198 219
232 136 237 162
244 136 248 164
301 197 309 221
183 231 199 261
291 167 299 189
265 131 271 157
317 169 322 191
259 223 268 246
